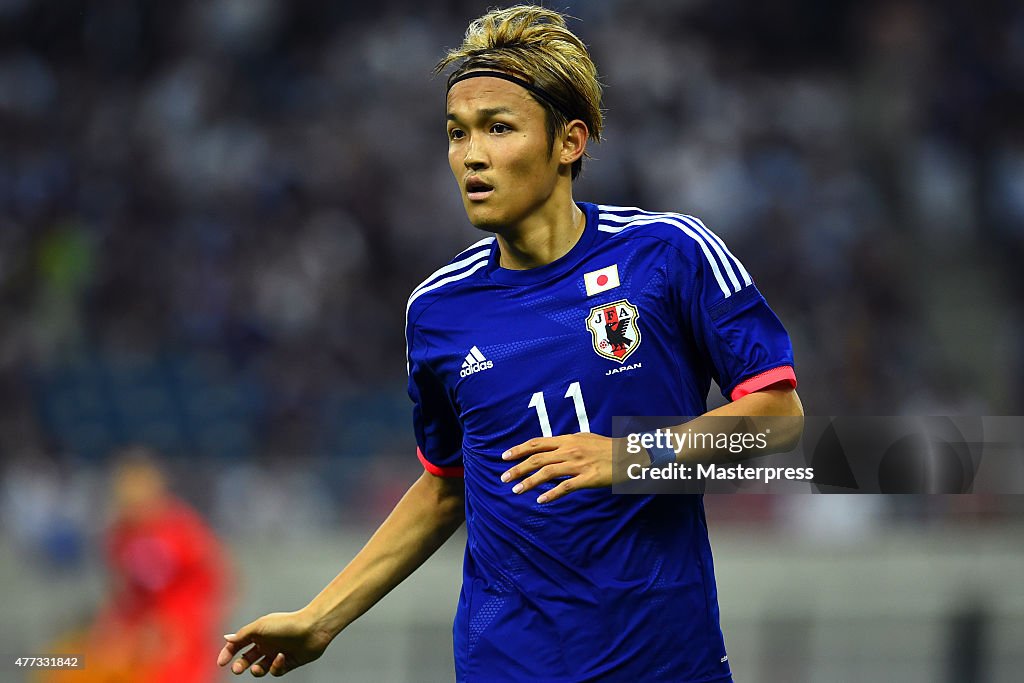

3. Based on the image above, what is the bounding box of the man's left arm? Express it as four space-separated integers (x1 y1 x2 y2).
683 385 804 456
501 386 803 504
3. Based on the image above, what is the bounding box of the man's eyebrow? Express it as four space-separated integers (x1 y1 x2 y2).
446 106 517 121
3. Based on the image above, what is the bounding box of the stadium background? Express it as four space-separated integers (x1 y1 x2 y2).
1 0 1023 680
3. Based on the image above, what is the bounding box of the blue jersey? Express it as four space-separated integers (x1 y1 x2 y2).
406 202 796 682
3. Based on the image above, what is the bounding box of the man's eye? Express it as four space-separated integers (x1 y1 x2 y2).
491 123 511 134
449 129 465 141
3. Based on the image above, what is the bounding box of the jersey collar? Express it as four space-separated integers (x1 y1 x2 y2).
485 202 599 286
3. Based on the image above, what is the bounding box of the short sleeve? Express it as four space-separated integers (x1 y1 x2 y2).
407 321 464 477
677 219 797 402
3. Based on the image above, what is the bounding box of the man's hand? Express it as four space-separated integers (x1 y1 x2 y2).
500 433 620 504
217 610 335 677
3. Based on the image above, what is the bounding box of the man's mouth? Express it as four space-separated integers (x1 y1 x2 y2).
465 177 494 201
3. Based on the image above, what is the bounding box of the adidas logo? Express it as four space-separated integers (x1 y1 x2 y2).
460 346 494 377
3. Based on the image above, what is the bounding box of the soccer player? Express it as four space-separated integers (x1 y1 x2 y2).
44 449 231 683
218 6 802 681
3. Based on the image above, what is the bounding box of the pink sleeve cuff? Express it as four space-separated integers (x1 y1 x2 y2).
729 365 797 402
417 447 465 478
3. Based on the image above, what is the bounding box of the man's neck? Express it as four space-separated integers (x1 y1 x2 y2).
495 199 586 271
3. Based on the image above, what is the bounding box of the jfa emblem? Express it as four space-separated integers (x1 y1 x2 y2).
586 299 641 363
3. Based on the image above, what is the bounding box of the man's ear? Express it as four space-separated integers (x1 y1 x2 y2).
559 119 589 166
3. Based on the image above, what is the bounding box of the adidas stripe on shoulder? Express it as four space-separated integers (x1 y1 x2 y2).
407 237 494 311
405 237 494 373
596 205 752 299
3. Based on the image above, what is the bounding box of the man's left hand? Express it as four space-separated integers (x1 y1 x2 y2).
500 433 618 504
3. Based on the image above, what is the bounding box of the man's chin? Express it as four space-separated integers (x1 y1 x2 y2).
464 206 507 232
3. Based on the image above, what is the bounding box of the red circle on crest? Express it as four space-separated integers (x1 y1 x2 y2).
596 274 609 286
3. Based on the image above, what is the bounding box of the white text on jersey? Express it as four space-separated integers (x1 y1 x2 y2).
460 346 494 377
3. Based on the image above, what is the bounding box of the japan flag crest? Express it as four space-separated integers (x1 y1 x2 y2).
583 264 620 297
586 299 641 363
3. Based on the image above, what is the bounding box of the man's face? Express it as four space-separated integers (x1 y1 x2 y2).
446 76 562 230
112 461 166 521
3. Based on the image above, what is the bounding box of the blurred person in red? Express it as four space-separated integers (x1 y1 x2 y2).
44 447 231 683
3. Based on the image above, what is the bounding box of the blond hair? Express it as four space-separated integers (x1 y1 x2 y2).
436 5 603 180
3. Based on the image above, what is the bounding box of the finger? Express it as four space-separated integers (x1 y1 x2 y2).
502 437 561 461
514 463 574 495
537 475 584 504
217 643 236 667
219 625 258 665
250 653 278 678
501 451 564 483
230 644 264 675
268 652 288 677
218 635 251 667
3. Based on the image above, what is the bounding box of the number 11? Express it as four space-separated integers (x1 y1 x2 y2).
528 381 591 437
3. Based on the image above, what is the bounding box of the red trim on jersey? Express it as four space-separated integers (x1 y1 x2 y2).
417 447 465 478
730 365 797 402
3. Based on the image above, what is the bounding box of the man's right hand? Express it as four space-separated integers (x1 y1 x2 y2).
216 471 465 677
217 609 335 677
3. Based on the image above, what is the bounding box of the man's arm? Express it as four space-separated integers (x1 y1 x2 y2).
500 387 803 504
670 386 805 461
218 469 464 677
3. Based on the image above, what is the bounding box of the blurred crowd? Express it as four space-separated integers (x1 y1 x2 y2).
2 0 1024 561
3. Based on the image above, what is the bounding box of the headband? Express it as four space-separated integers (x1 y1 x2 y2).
446 70 571 119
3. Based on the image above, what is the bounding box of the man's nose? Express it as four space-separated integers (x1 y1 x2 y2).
463 136 487 170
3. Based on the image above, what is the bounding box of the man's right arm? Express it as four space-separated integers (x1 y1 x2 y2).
217 469 465 677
